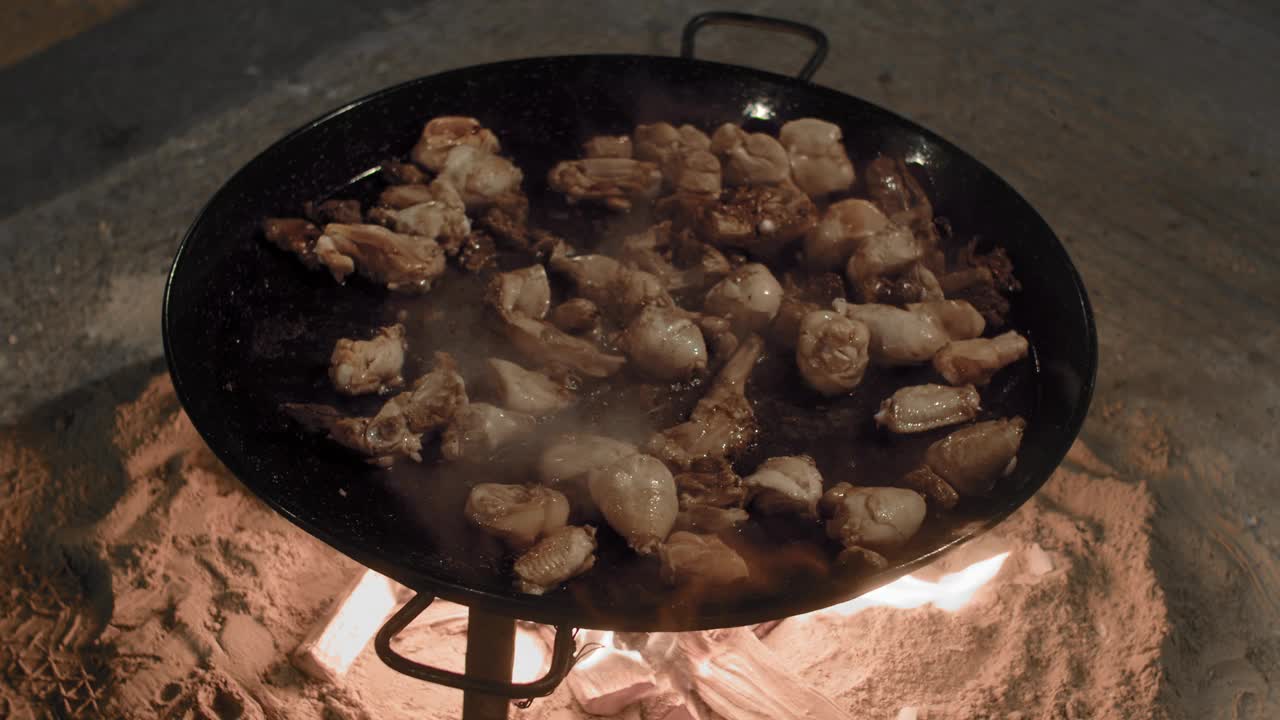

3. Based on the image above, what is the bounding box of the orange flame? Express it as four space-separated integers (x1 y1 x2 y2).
802 552 1010 620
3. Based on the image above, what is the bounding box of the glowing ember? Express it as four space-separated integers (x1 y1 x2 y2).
512 626 550 683
802 552 1010 619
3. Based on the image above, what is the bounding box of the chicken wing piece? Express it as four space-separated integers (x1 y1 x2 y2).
795 309 871 396
485 358 573 415
465 483 571 550
837 301 947 366
262 218 322 270
621 306 708 381
329 324 407 396
583 134 634 159
440 403 537 462
703 263 785 333
411 116 501 171
513 525 597 595
844 224 923 302
314 223 446 294
547 158 662 212
819 483 927 552
696 182 818 260
382 351 469 435
804 199 890 272
779 118 855 198
874 383 981 433
282 402 422 467
646 335 764 469
366 179 470 243
933 331 1030 386
659 532 750 586
916 417 1026 497
438 145 524 210
710 124 790 186
743 455 824 518
588 453 679 555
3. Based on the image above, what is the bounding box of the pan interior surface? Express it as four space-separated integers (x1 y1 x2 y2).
164 55 1095 631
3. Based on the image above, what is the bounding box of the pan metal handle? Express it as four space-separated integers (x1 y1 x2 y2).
373 593 578 699
681 11 829 82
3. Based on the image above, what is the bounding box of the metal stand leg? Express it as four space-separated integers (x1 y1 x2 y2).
460 608 516 720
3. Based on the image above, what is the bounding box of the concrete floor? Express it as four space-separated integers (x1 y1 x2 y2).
0 1 1277 717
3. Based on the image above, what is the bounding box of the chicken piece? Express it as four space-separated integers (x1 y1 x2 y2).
820 483 927 556
314 223 446 294
282 403 422 467
837 301 947 366
411 116 501 171
668 149 722 196
659 532 750 586
549 298 601 335
502 313 627 378
743 455 824 518
547 158 662 212
804 199 891 272
674 462 747 509
539 434 638 485
646 335 764 469
440 403 536 461
796 310 871 396
703 263 784 333
485 358 573 415
489 264 552 320
768 296 821 350
477 192 533 249
898 466 961 510
379 183 437 210
549 253 674 324
465 483 571 550
366 179 470 243
587 454 679 554
329 324 407 396
710 124 790 186
583 135 633 159
778 118 855 197
933 331 1030 386
844 224 923 302
696 314 741 367
948 241 1021 328
909 417 1026 498
864 155 937 240
874 384 981 433
379 351 469 435
618 223 730 293
673 506 750 534
907 299 986 341
381 161 427 185
513 526 597 595
620 306 708 381
438 145 524 210
634 122 713 164
262 218 322 269
873 262 945 305
304 198 363 225
696 182 818 260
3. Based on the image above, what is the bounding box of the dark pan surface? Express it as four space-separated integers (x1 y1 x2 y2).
164 55 1096 631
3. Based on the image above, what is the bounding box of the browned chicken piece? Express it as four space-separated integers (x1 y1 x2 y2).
873 262 945 305
703 263 785 333
898 466 962 510
282 403 422 468
904 418 1026 502
933 331 1030 386
673 506 750 534
837 301 947 366
618 223 730 293
329 324 407 396
675 461 747 509
588 453 679 554
366 179 470 243
696 182 818 260
768 296 821 350
379 183 437 210
646 334 764 469
439 146 525 210
583 135 634 158
440 402 536 461
549 253 674 324
778 118 855 198
478 192 532 249
262 218 322 270
743 455 824 518
304 198 363 225
804 198 891 272
668 149 722 196
634 122 713 181
547 158 663 212
411 116 501 171
845 224 923 302
907 299 986 340
513 525 597 595
659 532 750 586
381 161 427 185
710 124 790 186
485 358 573 415
378 351 469 435
654 191 719 233
820 482 927 560
695 314 740 367
874 383 981 433
549 298 601 335
314 223 446 294
621 306 708 381
863 154 942 270
465 483 571 550
796 309 871 396
503 313 627 378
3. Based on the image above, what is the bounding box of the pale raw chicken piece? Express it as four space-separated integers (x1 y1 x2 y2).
366 179 470 242
588 453 679 555
905 417 1026 502
696 182 818 260
378 183 436 210
583 135 633 159
489 264 551 320
538 434 639 499
549 298 601 335
668 149 722 196
485 358 573 415
465 483 571 550
513 526 597 595
547 158 662 211
933 331 1030 386
845 224 922 302
743 455 824 518
440 403 536 461
820 483 927 562
804 198 891 272
673 506 750 534
633 122 713 181
779 118 855 197
659 532 750 585
328 324 407 396
549 253 674 323
710 124 790 186
262 218 322 269
381 351 468 435
908 299 986 340
874 383 981 433
837 301 947 366
411 116 501 171
646 335 764 469
620 306 708 381
314 223 446 293
283 402 423 467
438 145 524 209
795 310 871 396
703 263 784 333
